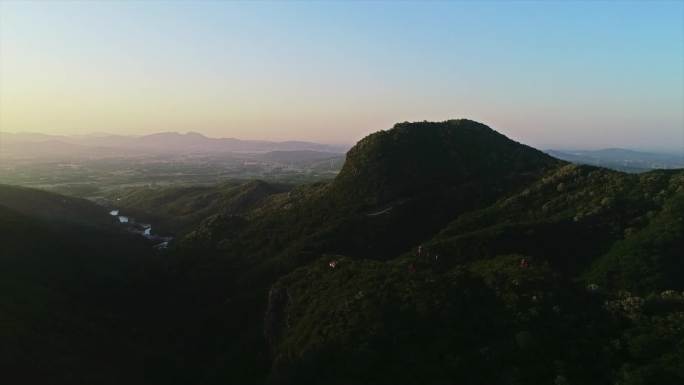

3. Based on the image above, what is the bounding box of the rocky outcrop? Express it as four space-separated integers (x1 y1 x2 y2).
264 286 289 350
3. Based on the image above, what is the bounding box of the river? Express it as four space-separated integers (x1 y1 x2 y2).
109 209 172 249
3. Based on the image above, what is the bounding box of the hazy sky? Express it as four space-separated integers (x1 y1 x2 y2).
0 1 682 150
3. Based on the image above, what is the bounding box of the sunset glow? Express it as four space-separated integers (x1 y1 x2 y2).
1 1 682 149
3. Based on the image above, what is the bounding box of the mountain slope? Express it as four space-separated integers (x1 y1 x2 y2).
161 120 573 383
164 120 684 385
4 119 684 385
264 165 684 385
334 119 560 206
108 180 291 235
187 120 561 268
0 184 115 226
0 188 170 385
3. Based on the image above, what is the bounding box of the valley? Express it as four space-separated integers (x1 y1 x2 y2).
3 2 680 383
0 132 346 200
1 120 683 385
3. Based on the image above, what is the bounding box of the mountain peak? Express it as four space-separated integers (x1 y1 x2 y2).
392 118 494 132
333 119 560 206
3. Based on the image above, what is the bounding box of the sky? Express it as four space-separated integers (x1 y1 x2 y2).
0 1 682 150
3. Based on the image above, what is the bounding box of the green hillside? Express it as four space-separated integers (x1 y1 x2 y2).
107 180 291 235
184 120 560 270
2 120 683 385
158 120 684 384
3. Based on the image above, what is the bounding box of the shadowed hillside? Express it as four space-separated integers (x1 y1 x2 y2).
334 120 559 206
2 120 683 385
0 184 114 226
0 188 171 385
154 120 684 385
185 120 561 267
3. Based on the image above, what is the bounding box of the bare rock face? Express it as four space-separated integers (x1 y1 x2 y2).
264 286 289 350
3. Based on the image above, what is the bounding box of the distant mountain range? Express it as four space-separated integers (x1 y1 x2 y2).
4 131 681 174
0 131 348 159
547 148 684 172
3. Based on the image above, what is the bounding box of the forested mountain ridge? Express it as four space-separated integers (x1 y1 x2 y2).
183 120 561 265
106 180 292 236
1 120 683 385
163 120 684 384
333 119 560 206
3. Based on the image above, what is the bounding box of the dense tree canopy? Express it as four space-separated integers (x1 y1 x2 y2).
1 121 683 384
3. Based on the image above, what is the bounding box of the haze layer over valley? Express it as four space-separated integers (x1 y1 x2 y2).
0 131 347 198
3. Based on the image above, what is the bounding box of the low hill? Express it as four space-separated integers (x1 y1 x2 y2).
107 180 291 235
0 184 114 226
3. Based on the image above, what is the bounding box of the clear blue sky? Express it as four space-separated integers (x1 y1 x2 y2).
0 1 682 151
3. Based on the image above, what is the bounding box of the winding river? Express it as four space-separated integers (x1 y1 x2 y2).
109 209 172 249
